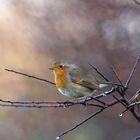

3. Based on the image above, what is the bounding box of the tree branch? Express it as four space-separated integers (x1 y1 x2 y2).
125 56 140 88
88 63 110 82
111 65 123 86
5 69 55 85
4 56 140 139
134 0 140 5
56 100 119 139
132 135 140 140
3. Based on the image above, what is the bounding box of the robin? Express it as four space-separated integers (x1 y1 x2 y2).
50 61 121 98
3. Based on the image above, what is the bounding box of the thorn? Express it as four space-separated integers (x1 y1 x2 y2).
103 93 106 96
56 136 60 140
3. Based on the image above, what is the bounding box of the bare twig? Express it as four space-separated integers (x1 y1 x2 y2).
130 107 140 122
88 63 110 82
5 69 55 85
129 88 140 110
56 100 119 139
90 97 106 105
71 88 115 106
129 101 140 107
93 88 116 99
112 95 127 107
113 95 140 121
132 135 140 140
0 98 105 108
0 103 66 108
119 100 140 117
119 107 132 117
125 56 140 88
0 87 115 109
111 65 123 86
56 109 103 139
134 0 140 5
129 88 140 103
0 99 64 105
84 103 104 108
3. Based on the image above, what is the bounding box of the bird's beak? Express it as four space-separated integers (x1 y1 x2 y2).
49 67 54 70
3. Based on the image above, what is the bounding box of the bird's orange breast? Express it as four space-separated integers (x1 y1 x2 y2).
55 73 68 88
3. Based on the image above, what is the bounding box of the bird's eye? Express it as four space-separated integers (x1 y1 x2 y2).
59 65 63 68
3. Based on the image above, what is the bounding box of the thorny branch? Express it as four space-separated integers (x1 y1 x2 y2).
4 56 140 139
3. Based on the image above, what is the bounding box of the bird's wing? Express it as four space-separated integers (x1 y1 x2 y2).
69 64 101 90
72 78 100 91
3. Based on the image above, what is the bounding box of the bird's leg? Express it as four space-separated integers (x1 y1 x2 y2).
64 96 89 105
66 95 93 106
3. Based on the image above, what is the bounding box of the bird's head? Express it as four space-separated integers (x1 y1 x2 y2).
49 62 79 76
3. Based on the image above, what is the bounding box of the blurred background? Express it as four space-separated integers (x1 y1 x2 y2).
0 0 140 140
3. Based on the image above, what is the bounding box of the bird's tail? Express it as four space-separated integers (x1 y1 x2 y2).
98 83 109 88
95 79 124 89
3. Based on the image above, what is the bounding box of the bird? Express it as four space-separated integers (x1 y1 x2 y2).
50 61 121 98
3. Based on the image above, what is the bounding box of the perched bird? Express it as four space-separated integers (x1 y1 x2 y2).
50 61 120 98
